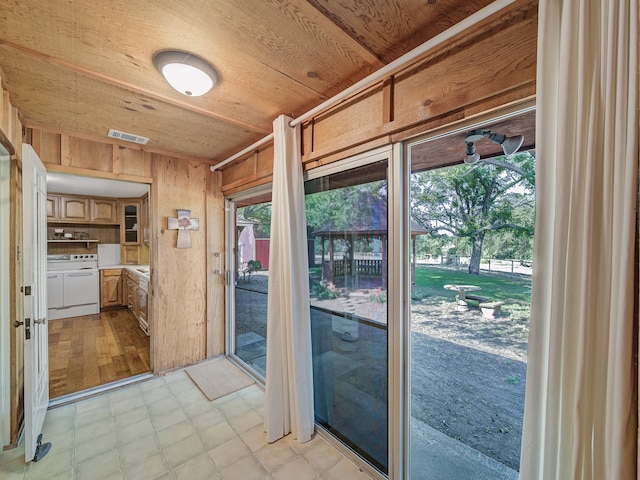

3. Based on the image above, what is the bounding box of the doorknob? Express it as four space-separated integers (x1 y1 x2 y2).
12 320 23 328
33 318 47 325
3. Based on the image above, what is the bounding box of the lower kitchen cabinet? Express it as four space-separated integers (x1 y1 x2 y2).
100 268 123 308
124 269 149 335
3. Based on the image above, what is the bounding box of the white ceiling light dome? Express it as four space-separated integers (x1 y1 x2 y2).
153 50 220 97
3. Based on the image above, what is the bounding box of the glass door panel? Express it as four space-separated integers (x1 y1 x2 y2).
232 194 272 378
408 115 534 478
305 160 389 474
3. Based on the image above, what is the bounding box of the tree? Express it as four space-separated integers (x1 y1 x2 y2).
411 152 535 274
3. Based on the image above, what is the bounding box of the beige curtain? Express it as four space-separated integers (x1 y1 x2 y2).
263 115 315 443
520 1 638 479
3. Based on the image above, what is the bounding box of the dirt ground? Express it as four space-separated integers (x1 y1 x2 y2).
410 300 527 471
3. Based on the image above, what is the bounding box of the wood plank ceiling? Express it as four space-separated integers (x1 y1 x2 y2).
0 0 526 163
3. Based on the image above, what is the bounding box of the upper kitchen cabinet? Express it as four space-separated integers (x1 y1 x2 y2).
60 195 89 222
91 198 118 223
46 195 59 221
48 193 118 225
120 200 140 245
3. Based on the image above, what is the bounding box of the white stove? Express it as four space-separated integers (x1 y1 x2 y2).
47 254 100 320
47 254 98 271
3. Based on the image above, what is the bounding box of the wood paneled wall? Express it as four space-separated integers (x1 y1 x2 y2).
151 155 209 372
220 0 537 195
1 74 25 447
25 129 225 374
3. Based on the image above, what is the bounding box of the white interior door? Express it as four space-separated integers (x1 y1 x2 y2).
22 144 50 462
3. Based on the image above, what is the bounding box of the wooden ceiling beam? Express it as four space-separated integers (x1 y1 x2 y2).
0 40 271 136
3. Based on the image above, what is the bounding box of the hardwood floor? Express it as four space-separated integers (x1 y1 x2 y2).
48 308 150 398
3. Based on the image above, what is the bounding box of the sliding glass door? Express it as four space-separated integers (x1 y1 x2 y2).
304 157 390 474
227 191 272 378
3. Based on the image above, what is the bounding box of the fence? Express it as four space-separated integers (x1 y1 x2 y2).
418 255 533 276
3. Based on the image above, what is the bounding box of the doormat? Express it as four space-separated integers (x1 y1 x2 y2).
186 357 255 401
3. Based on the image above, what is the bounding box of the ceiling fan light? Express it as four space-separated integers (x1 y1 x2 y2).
153 50 220 97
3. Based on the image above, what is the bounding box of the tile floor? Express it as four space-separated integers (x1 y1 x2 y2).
0 370 375 480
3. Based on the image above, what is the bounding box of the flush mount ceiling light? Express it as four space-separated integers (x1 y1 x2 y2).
153 50 220 97
463 129 524 164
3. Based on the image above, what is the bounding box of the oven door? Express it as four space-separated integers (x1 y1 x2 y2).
63 269 99 306
47 272 64 309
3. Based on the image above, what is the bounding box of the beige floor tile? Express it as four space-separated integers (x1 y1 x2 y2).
76 417 114 443
142 387 172 407
138 377 167 393
41 410 76 438
227 410 263 434
76 449 121 480
181 397 216 419
240 424 269 452
115 418 155 446
113 406 149 430
173 386 206 406
165 377 195 393
0 445 27 477
208 436 251 470
150 408 188 432
76 405 112 428
76 431 118 464
322 458 373 480
44 404 76 423
163 434 205 469
255 439 298 473
198 421 237 450
76 395 112 416
41 428 75 454
273 457 318 480
301 438 343 475
111 394 145 415
221 454 269 480
217 397 252 418
284 433 321 454
123 452 167 480
172 452 220 480
189 408 224 432
119 433 160 465
146 396 180 417
107 385 142 404
25 445 73 479
155 420 195 449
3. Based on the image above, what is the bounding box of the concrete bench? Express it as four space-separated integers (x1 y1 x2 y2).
479 301 505 319
464 294 489 304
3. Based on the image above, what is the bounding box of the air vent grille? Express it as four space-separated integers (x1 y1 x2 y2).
107 129 149 145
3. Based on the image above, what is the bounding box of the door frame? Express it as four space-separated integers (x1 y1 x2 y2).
0 147 10 448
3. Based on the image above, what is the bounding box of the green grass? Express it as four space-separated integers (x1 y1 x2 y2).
412 265 532 309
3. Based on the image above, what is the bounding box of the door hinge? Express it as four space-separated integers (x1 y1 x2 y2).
24 318 31 340
22 285 32 295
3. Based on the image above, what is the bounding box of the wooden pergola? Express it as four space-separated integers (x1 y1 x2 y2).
313 212 428 289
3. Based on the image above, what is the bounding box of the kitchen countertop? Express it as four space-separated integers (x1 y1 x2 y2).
100 264 150 281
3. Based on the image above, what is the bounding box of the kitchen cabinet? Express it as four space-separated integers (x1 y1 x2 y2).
48 193 119 225
60 195 89 222
100 268 123 308
121 245 140 265
91 198 118 223
47 194 59 221
120 200 140 244
137 279 149 334
140 193 149 246
124 269 149 335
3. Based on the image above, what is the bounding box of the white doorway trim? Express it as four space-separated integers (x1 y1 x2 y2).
0 148 11 448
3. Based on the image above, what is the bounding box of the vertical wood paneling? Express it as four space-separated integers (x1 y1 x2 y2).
61 136 113 172
206 171 225 357
114 146 153 178
152 155 208 372
30 130 62 165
